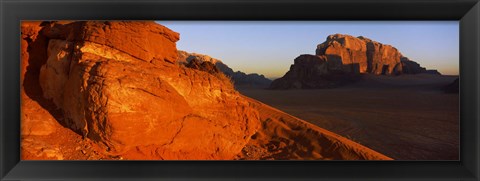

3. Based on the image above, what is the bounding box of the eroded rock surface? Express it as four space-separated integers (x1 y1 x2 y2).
271 34 440 89
23 21 260 159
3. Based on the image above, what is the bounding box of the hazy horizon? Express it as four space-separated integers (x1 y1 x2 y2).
157 21 459 79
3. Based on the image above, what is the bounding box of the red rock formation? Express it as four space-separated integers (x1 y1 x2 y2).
271 34 440 89
23 21 260 159
316 34 403 75
22 23 395 161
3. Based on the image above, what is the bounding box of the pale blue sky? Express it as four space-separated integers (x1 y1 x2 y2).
157 21 459 78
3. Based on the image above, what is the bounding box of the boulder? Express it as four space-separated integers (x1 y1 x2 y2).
28 21 260 159
42 21 180 64
185 57 221 75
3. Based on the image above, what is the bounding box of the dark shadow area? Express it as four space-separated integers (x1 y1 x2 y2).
381 64 389 75
342 63 361 74
444 78 460 93
22 25 83 136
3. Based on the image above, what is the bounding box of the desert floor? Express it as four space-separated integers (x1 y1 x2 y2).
238 74 459 160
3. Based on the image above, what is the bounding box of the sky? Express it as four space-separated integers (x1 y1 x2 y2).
157 21 459 79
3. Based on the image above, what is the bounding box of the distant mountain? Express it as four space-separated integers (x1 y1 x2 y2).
177 50 272 88
270 34 441 89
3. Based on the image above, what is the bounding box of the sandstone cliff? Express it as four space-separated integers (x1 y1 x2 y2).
178 50 272 88
271 34 440 89
22 21 260 159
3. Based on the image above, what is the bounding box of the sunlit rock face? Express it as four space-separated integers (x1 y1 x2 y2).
270 34 440 89
316 34 403 75
28 21 260 159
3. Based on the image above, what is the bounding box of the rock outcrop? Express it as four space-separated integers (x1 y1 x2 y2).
271 34 440 89
178 50 272 88
23 21 260 159
185 57 222 75
269 55 362 89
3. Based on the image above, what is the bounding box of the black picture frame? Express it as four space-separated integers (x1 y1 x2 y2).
1 0 479 180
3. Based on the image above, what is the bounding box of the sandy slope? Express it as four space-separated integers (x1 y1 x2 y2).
236 96 392 160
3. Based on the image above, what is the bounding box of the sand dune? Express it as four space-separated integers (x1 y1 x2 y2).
236 96 392 160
